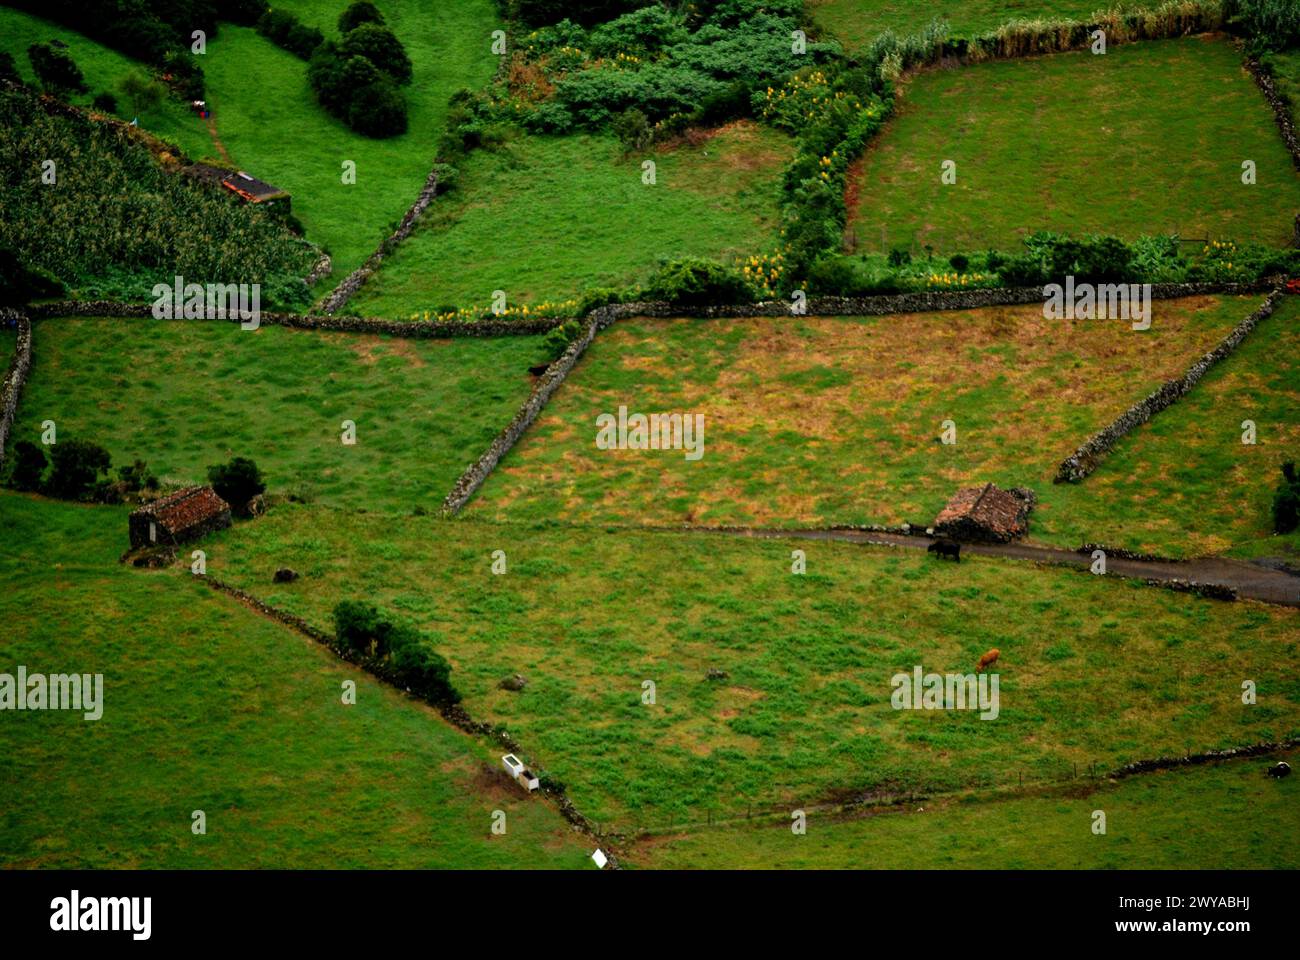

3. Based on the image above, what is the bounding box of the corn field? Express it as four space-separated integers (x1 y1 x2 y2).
0 86 317 302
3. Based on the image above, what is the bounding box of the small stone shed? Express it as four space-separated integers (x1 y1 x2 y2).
932 483 1034 543
184 163 290 207
128 485 232 550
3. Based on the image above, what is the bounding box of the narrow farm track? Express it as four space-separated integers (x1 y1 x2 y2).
672 527 1300 606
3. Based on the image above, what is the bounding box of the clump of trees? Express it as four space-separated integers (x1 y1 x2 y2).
332 600 460 703
5 437 157 503
1226 0 1300 54
308 2 412 137
4 0 210 98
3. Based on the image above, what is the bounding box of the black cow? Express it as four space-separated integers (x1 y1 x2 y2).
927 539 961 562
1267 761 1292 779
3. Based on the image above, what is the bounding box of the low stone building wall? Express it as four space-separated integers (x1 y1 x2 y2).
0 310 33 472
1055 287 1285 483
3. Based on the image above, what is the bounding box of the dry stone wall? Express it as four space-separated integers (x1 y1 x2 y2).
1055 288 1285 483
317 167 441 315
0 310 33 472
439 280 1279 514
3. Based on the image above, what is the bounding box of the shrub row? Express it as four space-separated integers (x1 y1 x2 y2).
255 8 323 59
332 601 460 704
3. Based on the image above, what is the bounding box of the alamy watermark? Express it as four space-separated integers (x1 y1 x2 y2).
0 667 103 720
890 665 999 720
595 405 705 461
1043 276 1152 330
151 274 261 329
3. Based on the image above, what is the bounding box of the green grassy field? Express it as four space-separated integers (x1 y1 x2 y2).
10 318 546 512
199 2 500 283
810 0 1104 48
847 38 1300 254
631 749 1300 868
1040 297 1300 559
1263 49 1300 128
349 124 792 315
0 7 213 160
203 505 1300 829
470 295 1256 541
0 492 589 868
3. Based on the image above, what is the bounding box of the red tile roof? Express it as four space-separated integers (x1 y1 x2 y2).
133 485 230 534
933 483 1030 542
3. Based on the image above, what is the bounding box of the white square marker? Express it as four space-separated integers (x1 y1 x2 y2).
591 849 608 869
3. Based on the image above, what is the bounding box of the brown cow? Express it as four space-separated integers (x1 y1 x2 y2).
976 648 1000 673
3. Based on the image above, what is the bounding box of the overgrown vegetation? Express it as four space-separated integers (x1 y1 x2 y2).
0 84 316 306
333 600 460 703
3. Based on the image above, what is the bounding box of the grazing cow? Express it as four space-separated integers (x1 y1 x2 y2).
1267 761 1292 779
927 539 961 562
976 648 1000 673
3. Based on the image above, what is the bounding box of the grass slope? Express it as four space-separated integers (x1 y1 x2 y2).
847 38 1300 254
631 749 1300 868
810 0 1104 49
0 492 589 868
1040 296 1300 558
350 124 792 315
204 507 1300 829
471 295 1254 532
0 7 213 160
199 0 500 283
10 318 547 512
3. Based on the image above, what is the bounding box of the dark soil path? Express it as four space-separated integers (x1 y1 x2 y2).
690 527 1300 606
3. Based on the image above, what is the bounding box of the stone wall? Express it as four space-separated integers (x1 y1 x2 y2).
317 166 442 315
304 252 332 287
1246 58 1300 174
440 301 644 513
1112 738 1300 779
28 300 559 338
1055 287 1285 483
202 574 617 860
0 310 33 472
438 280 1278 514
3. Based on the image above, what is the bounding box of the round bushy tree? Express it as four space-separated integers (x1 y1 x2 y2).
206 456 265 512
338 0 386 33
7 440 47 492
348 78 408 137
339 23 412 84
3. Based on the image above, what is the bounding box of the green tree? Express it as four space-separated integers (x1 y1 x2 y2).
207 456 265 513
7 440 47 492
26 42 87 95
46 438 111 500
